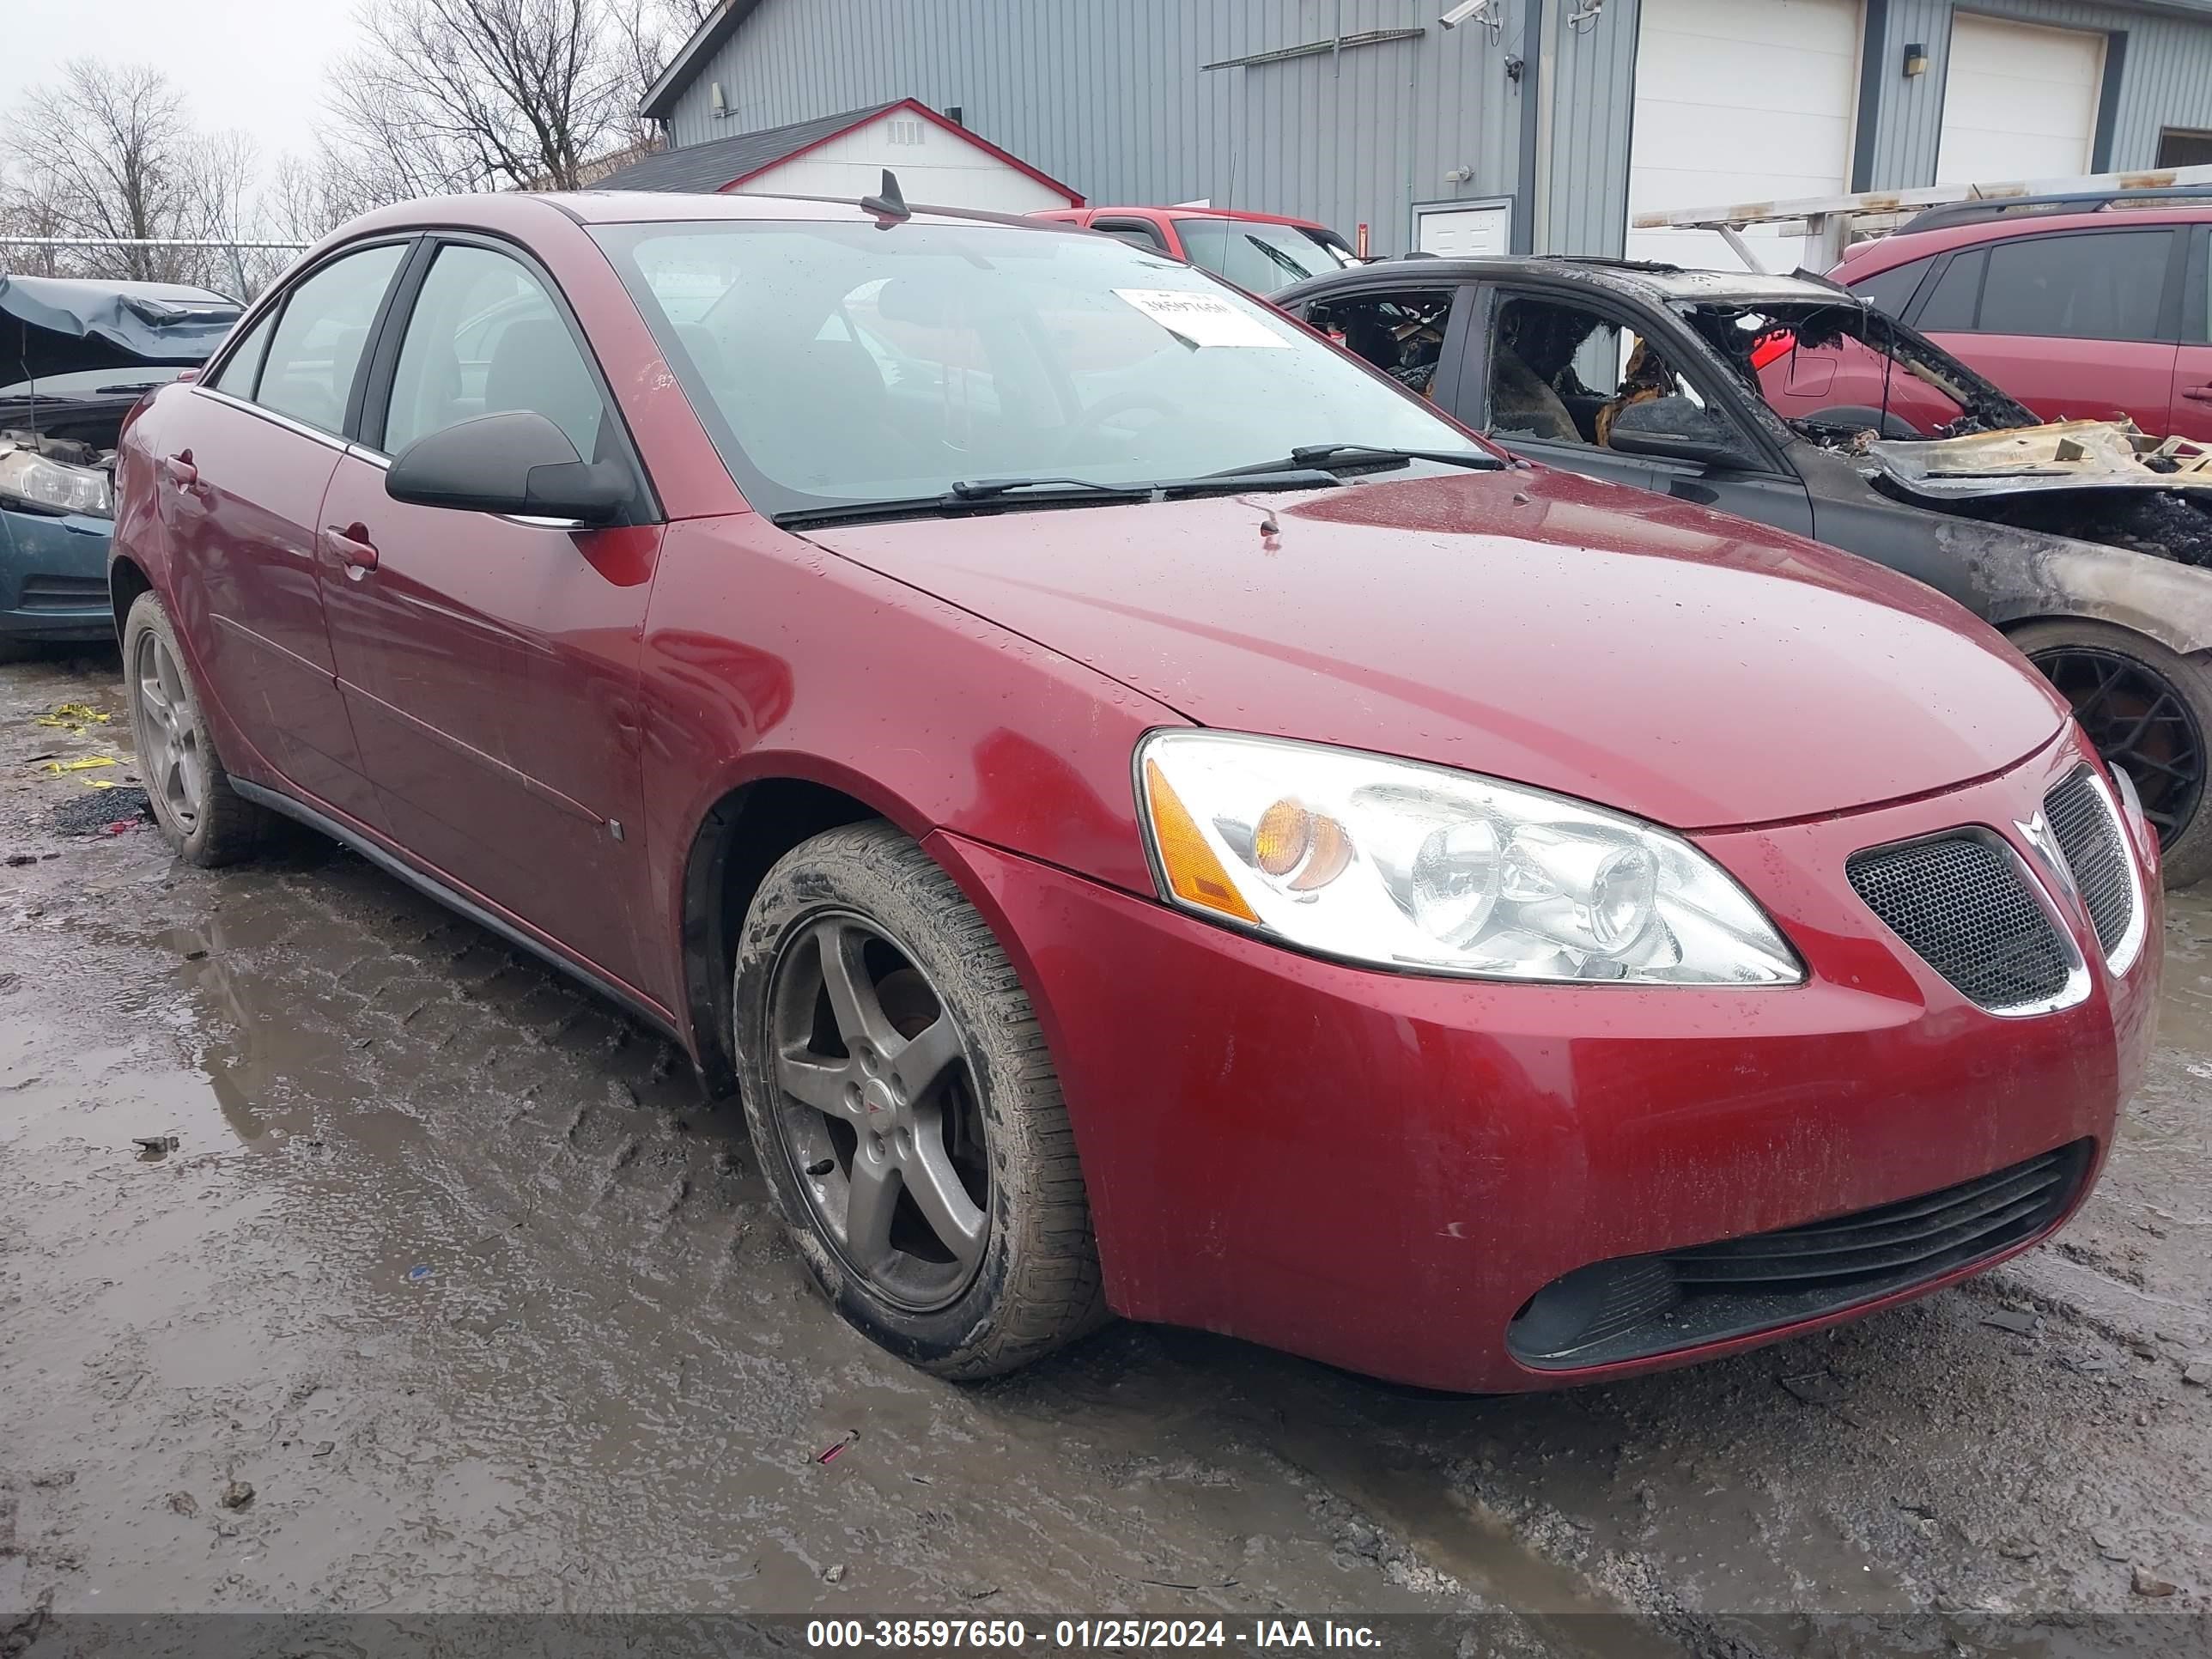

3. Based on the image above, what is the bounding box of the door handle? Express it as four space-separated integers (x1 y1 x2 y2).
2183 384 2212 404
322 523 380 576
161 452 198 487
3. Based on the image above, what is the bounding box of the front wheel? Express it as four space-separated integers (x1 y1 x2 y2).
733 823 1107 1377
2012 617 2212 887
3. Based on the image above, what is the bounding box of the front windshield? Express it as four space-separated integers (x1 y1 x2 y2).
1674 299 2033 441
592 218 1474 517
1173 218 1356 293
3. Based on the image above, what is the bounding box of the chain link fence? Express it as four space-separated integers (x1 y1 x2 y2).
0 235 313 301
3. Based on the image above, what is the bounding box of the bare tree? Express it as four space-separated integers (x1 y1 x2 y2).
332 0 637 196
0 168 76 277
8 60 201 282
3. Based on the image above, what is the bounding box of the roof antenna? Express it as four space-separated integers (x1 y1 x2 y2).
860 168 910 226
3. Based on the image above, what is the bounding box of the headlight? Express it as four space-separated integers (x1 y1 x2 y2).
1136 731 1802 985
0 446 114 519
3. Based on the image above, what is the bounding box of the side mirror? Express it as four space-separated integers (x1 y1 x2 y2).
385 410 627 524
1605 396 1755 469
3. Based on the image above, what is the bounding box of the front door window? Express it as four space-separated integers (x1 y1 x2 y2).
1487 295 1711 450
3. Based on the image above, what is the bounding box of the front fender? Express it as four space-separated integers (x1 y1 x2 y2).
1941 516 2212 658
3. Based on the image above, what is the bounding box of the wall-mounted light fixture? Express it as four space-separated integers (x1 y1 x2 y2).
1902 42 1929 77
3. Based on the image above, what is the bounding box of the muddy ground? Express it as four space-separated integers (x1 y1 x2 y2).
3 645 2208 1654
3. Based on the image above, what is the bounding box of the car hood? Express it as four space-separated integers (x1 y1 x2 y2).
0 274 240 384
1867 418 2212 501
804 465 2068 830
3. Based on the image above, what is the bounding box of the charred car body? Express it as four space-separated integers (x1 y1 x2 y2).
1278 258 2212 884
0 275 240 649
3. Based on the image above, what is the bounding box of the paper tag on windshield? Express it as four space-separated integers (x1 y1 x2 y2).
1114 288 1291 348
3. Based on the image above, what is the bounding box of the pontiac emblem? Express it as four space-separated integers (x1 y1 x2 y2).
2015 810 2075 896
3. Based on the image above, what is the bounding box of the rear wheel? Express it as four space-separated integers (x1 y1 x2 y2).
122 591 269 866
2012 617 2212 887
733 823 1106 1376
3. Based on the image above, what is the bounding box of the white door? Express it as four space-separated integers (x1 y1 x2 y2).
1936 15 2105 185
1626 0 1862 273
1417 202 1511 258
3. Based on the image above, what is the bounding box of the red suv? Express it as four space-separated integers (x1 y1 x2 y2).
1830 190 2212 441
107 190 2156 1391
1030 205 1356 293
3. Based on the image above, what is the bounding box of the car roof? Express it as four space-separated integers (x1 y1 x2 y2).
329 189 1083 243
1274 254 1850 308
1838 204 2212 278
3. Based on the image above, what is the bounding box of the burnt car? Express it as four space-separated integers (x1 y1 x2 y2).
0 274 240 652
1277 258 2212 885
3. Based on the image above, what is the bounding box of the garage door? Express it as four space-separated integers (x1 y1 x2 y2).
1417 201 1511 258
1936 15 2105 185
1626 0 1862 273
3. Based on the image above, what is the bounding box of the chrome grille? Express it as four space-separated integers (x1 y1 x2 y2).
2045 766 2134 957
1846 836 2072 1011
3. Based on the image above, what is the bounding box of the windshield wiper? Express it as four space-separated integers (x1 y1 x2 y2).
1205 443 1504 479
773 468 1340 531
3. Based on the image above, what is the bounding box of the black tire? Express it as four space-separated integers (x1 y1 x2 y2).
2010 617 2212 888
121 590 270 866
733 822 1107 1377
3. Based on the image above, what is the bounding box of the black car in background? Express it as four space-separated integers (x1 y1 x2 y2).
1279 256 2212 885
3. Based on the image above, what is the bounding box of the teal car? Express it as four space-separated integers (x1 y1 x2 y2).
0 276 240 651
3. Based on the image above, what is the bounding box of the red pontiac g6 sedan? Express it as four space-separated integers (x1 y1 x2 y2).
108 190 2160 1391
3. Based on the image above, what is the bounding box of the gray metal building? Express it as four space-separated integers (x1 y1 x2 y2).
641 0 2212 264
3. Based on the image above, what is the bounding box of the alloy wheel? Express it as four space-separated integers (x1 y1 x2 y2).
135 631 206 832
2029 644 2206 846
766 911 991 1311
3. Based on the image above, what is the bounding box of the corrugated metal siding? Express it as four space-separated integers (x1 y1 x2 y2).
658 0 2212 257
1540 0 1640 255
1870 0 2212 188
664 0 1540 256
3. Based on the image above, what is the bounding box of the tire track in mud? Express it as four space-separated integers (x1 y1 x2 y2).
5 649 2209 1651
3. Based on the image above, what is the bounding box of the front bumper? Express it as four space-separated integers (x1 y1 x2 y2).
930 726 2159 1393
0 504 114 641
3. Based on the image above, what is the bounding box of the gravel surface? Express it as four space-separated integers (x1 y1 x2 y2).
3 646 2206 1654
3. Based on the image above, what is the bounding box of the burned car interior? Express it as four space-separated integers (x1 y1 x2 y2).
1307 289 1454 398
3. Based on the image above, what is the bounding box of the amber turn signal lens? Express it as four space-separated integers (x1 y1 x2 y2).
1252 799 1312 877
1145 759 1261 923
1253 797 1352 890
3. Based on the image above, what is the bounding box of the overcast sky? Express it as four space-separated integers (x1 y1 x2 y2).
1 0 357 170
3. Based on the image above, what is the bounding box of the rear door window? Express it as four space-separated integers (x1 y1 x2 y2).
208 311 276 398
1914 250 1986 332
1977 230 2172 342
1850 257 1932 319
253 244 407 434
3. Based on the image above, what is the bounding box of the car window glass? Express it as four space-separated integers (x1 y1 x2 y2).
1915 250 1985 332
1850 258 1930 319
1174 219 1352 294
1093 220 1167 253
254 244 406 433
383 243 606 461
1488 295 1716 449
595 219 1488 514
1309 289 1455 399
208 313 276 398
1978 232 2168 341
